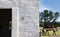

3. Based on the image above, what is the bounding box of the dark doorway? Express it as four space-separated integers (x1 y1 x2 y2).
0 9 12 37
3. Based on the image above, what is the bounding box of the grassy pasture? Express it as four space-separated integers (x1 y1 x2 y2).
40 27 60 37
41 30 60 37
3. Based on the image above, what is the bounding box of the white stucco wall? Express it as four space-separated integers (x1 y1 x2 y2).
0 0 39 37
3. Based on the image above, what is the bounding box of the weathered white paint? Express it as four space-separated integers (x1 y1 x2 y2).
0 0 39 37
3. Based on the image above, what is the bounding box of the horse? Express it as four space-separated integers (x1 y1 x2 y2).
43 26 58 35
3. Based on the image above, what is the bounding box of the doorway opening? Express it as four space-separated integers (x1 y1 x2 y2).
0 9 12 37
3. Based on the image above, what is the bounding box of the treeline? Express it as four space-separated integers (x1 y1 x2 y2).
39 22 60 27
39 10 60 27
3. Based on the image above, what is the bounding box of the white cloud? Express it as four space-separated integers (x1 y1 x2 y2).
56 17 60 22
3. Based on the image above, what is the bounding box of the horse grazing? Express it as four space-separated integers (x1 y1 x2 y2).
42 26 58 35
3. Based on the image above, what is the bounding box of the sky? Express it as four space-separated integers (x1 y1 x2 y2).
40 0 60 22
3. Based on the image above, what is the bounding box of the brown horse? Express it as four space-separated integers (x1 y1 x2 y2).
41 26 58 36
45 26 58 35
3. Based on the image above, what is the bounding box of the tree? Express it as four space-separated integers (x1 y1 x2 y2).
44 10 49 27
39 10 49 27
48 10 53 22
39 10 59 27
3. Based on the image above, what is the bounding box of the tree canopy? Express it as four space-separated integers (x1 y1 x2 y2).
39 10 60 27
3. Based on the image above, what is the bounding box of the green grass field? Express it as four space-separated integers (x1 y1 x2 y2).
41 30 60 37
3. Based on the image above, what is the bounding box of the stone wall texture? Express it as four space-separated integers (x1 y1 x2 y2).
0 0 39 37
